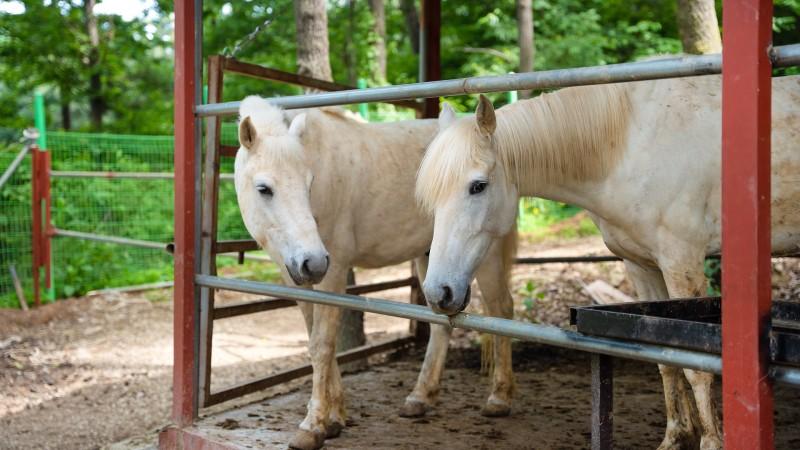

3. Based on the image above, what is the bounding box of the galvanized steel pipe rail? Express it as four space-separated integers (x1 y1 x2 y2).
196 44 800 117
196 274 800 387
0 145 32 192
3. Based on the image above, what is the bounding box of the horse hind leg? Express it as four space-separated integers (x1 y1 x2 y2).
401 255 453 418
624 261 700 450
474 239 515 417
661 262 722 450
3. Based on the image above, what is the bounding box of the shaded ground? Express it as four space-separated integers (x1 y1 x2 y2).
1 235 799 449
179 345 800 450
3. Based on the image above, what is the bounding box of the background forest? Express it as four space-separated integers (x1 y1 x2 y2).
2 0 799 135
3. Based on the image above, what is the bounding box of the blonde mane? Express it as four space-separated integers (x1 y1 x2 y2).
416 84 632 212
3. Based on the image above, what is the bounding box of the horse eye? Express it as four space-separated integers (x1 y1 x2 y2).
469 180 488 195
256 184 273 196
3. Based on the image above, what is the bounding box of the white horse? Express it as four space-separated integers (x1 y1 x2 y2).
233 96 517 450
415 76 800 450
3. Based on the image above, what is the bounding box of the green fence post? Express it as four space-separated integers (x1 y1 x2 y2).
33 91 55 302
34 92 47 149
357 78 369 120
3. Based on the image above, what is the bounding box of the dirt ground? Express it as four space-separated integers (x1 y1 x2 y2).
1 235 799 450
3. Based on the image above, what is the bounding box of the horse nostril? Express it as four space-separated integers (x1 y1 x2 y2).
441 285 453 306
302 258 312 276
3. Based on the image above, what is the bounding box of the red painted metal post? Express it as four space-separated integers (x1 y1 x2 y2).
420 0 440 119
721 1 774 449
31 147 42 307
43 150 52 290
172 0 198 428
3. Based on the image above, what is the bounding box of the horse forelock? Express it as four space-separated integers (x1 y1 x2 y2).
239 95 289 137
415 118 494 213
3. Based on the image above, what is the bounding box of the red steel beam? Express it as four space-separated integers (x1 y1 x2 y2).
43 151 52 290
31 148 42 306
721 1 774 449
420 0 441 118
172 0 199 428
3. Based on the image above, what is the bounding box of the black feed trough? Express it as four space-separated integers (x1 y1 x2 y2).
570 297 800 366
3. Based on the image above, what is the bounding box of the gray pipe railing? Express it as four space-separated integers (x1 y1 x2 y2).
0 145 32 192
195 274 800 387
196 44 800 117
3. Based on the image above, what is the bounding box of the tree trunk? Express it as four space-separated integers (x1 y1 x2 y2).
676 0 721 54
59 86 71 131
516 0 534 99
400 0 420 54
294 0 365 354
84 0 104 130
294 0 333 85
343 0 357 85
368 0 387 82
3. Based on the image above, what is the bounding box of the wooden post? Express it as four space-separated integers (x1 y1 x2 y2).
721 1 774 448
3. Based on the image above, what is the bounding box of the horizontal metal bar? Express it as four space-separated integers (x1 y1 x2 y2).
53 228 168 250
211 277 416 320
0 144 31 191
516 255 621 264
50 170 234 182
220 145 238 158
196 274 800 386
196 44 800 117
515 253 800 265
346 276 415 295
222 57 422 112
204 336 415 406
214 239 260 254
214 297 295 319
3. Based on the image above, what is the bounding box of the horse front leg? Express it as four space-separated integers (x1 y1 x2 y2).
624 261 700 450
474 239 515 417
289 265 348 450
661 262 722 450
401 256 453 417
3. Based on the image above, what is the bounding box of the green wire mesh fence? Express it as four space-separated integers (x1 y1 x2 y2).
0 136 34 308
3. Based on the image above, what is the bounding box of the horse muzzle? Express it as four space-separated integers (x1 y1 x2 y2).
286 252 329 285
423 279 471 316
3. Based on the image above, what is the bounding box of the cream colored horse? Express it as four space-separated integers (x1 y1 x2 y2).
233 96 517 450
416 76 800 450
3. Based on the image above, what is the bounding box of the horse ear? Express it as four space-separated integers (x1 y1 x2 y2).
439 102 456 130
475 94 496 136
239 116 256 150
288 113 307 137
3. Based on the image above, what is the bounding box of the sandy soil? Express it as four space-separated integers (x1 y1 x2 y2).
1 235 799 449
179 345 800 450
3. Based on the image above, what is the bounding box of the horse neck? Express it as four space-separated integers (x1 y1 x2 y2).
493 84 632 209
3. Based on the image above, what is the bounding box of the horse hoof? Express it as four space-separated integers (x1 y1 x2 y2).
399 400 429 418
480 400 511 417
288 429 325 450
326 421 344 439
656 432 698 450
699 436 722 450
